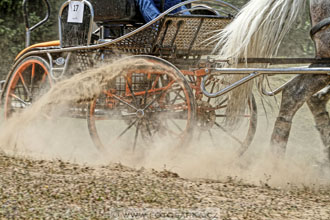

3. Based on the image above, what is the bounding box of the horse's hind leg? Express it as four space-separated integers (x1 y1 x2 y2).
307 85 330 162
270 74 330 156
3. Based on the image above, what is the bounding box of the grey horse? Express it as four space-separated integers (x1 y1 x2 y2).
270 0 330 163
214 0 330 162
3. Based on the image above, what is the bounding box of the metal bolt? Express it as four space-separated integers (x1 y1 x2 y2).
55 57 65 66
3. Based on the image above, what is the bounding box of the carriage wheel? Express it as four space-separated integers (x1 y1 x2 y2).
194 78 257 156
87 56 196 152
4 56 52 118
216 95 257 156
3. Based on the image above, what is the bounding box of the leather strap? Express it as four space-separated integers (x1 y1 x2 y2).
160 0 165 12
310 17 330 37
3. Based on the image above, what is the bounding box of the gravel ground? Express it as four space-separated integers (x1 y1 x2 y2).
0 152 329 219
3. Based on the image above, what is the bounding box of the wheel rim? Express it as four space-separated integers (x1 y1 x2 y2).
88 58 195 151
4 58 52 119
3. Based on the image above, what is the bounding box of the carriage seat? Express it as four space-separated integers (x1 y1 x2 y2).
59 0 224 47
59 0 143 47
89 0 144 24
89 0 193 24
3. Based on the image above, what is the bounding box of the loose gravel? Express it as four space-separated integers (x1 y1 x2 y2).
0 152 330 219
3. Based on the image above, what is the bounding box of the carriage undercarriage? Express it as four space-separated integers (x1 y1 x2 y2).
2 0 330 156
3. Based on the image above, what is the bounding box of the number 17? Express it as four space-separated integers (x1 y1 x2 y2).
73 4 79 11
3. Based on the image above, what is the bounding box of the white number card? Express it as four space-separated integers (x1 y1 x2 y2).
67 1 84 23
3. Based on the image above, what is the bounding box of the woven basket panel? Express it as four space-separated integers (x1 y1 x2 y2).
159 18 201 50
155 16 231 54
104 16 230 55
106 22 160 53
191 18 230 52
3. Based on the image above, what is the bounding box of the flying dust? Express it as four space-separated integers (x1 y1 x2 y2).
0 58 329 188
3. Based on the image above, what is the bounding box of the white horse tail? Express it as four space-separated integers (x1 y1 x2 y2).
212 0 307 126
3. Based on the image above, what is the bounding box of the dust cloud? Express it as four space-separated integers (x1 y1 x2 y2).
0 59 329 188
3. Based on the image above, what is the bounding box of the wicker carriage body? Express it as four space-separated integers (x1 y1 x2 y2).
103 15 231 59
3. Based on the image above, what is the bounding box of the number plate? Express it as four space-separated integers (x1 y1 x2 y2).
67 1 84 23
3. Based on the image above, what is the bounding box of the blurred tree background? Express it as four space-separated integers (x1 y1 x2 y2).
0 0 314 78
0 0 62 77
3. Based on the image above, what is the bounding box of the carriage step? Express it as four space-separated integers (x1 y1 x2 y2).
50 67 66 80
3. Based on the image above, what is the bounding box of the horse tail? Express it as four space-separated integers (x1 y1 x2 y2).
212 0 307 126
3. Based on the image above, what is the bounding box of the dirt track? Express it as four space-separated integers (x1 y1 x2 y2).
0 152 329 219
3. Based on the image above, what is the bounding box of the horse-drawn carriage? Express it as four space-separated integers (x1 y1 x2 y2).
2 0 330 157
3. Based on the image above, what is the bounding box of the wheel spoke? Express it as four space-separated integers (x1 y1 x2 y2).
133 121 140 151
214 121 243 145
151 75 160 90
143 79 175 110
126 76 139 108
216 97 228 107
18 72 32 99
216 114 251 118
171 91 180 104
170 119 183 132
143 118 153 137
10 93 29 106
171 89 185 104
112 94 138 111
117 118 138 140
17 81 23 102
143 78 152 107
92 112 137 120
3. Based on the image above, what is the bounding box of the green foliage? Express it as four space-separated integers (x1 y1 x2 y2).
0 0 22 14
0 0 62 78
0 0 24 77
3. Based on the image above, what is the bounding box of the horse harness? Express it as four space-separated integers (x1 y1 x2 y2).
310 17 330 37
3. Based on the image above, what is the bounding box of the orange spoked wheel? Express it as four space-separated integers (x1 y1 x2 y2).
4 56 52 118
87 56 196 152
196 95 257 156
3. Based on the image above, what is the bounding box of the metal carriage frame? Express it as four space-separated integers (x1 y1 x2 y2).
2 0 330 155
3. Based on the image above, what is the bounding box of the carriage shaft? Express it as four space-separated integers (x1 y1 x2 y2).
211 67 330 75
201 67 330 98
